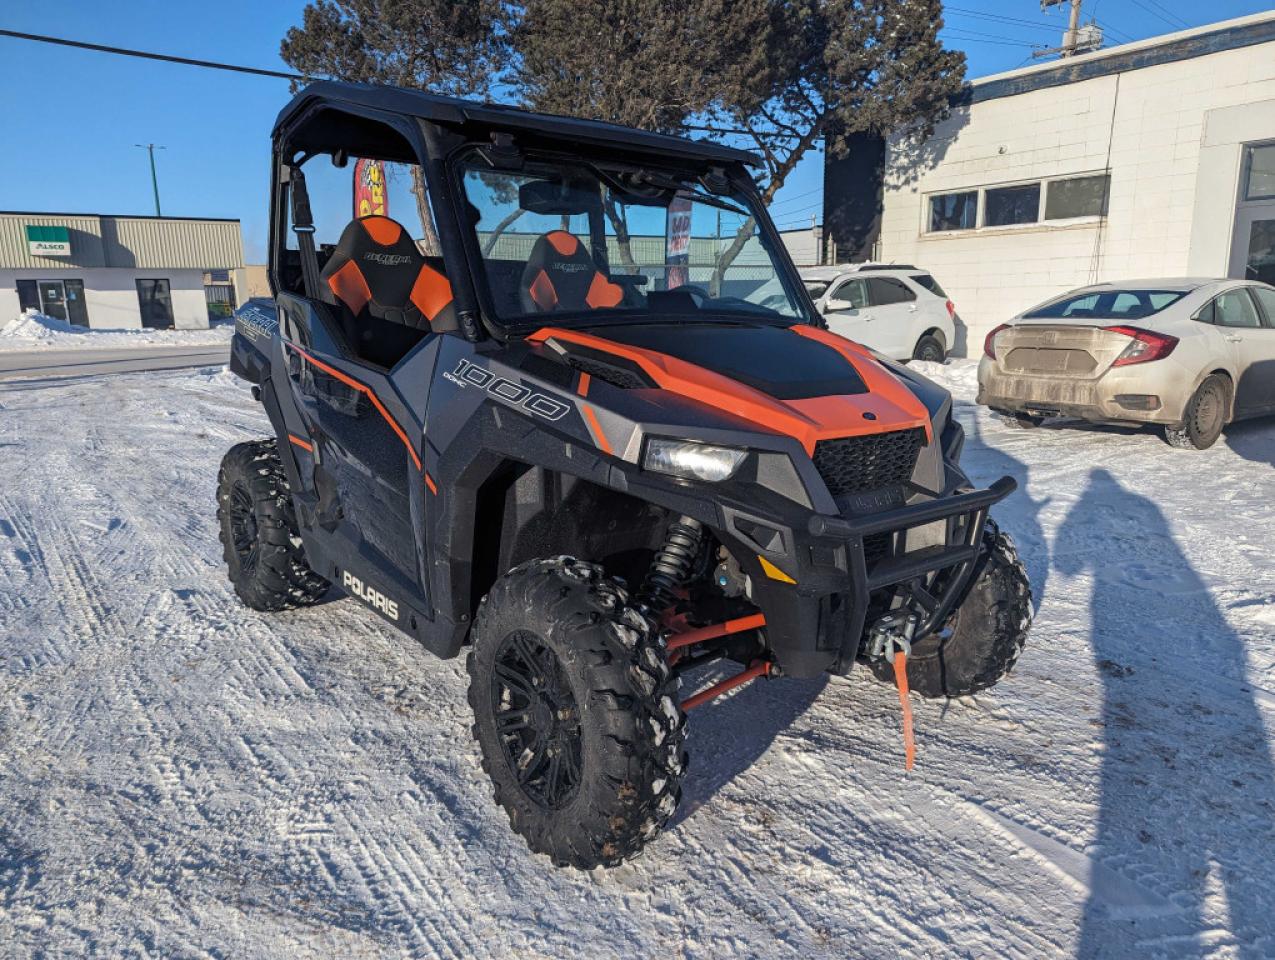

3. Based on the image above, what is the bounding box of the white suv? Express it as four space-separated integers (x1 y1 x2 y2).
800 265 957 362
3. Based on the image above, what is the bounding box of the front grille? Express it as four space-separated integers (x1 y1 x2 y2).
812 428 925 498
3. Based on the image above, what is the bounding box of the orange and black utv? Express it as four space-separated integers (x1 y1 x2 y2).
218 81 1032 868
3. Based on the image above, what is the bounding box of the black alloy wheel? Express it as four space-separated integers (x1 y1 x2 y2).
491 630 583 810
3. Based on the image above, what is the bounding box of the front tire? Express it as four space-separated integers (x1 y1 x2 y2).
216 439 329 611
869 523 1031 698
1163 375 1228 450
467 557 687 869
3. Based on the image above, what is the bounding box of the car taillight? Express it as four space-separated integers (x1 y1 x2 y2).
946 299 955 320
984 323 1010 360
1106 326 1179 366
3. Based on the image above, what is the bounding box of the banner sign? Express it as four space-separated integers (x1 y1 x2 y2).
354 158 388 219
665 195 693 289
26 225 71 257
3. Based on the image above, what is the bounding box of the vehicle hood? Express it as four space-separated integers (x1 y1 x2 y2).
528 323 933 453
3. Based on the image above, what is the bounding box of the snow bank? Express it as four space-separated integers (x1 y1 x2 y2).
0 310 235 350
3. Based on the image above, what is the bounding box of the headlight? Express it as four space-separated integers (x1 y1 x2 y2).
643 438 746 482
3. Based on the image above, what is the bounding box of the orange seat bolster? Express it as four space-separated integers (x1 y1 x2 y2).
327 260 372 316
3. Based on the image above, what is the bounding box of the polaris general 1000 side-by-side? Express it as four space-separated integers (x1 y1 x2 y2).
218 81 1032 868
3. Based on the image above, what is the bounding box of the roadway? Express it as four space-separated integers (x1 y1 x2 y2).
0 344 231 382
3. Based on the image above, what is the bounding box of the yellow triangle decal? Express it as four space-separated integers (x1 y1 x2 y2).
758 555 796 584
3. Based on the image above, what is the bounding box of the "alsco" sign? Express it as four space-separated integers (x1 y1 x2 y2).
26 225 71 257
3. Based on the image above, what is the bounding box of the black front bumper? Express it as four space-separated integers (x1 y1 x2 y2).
741 477 1017 678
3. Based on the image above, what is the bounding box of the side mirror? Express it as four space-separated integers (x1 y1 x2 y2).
825 298 854 312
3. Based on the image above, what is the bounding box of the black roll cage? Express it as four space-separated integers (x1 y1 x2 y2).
266 81 821 344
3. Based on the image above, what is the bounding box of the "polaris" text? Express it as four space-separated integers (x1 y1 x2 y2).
342 571 399 621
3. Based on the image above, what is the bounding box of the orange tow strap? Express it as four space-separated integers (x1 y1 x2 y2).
893 652 916 771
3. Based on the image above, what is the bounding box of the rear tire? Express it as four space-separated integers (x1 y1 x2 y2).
467 557 687 869
869 523 1031 698
912 334 946 364
216 439 329 611
1163 375 1228 450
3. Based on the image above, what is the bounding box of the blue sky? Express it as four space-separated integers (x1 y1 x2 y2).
1 0 1270 260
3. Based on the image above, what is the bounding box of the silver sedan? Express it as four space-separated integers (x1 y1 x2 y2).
977 278 1275 449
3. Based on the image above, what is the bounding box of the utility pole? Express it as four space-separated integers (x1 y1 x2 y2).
134 143 165 216
1064 0 1082 56
1034 0 1102 59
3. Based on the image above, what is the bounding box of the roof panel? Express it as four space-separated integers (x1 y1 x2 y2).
276 81 760 167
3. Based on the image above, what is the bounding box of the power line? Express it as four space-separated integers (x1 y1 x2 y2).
0 27 306 80
768 186 824 209
942 30 1041 48
1132 0 1188 31
945 7 1064 33
1130 0 1189 30
1092 17 1135 43
0 27 794 141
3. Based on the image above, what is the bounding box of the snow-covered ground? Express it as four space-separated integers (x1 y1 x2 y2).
0 360 1272 958
0 311 235 351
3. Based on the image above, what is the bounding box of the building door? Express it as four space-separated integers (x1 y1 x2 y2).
136 279 174 329
64 279 89 327
37 280 67 321
1230 142 1275 285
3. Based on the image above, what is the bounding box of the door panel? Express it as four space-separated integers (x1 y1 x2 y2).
822 277 873 346
277 293 425 596
1208 288 1269 415
865 277 919 359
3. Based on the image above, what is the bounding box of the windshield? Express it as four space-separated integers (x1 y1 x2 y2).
459 156 811 328
1024 289 1186 320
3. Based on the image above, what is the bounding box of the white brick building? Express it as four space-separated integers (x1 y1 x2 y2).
875 11 1275 355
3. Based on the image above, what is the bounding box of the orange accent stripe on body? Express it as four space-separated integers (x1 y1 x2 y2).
580 403 613 455
287 433 313 452
529 326 931 454
285 343 422 471
424 472 438 495
576 371 591 397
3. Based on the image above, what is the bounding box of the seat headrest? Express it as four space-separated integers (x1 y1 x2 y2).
519 230 623 314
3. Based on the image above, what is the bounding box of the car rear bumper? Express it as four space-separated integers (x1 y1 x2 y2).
741 477 1017 678
976 360 1185 425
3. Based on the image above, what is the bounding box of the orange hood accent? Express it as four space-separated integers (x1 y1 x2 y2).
528 325 931 454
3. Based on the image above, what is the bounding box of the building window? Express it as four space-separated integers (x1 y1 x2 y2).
929 191 977 232
1044 174 1110 220
984 183 1041 227
136 279 174 329
1244 144 1275 201
16 280 40 313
